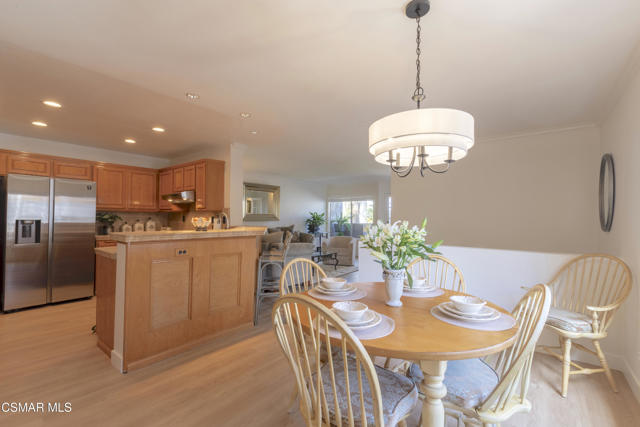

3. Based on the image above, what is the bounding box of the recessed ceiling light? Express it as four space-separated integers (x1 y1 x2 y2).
249 130 258 135
32 121 47 127
152 127 165 133
185 92 200 100
240 112 251 119
42 100 62 108
125 138 136 144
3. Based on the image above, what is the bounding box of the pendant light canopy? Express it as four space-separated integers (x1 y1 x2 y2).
368 0 474 177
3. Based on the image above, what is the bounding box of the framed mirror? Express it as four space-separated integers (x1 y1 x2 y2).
243 183 280 221
599 153 615 232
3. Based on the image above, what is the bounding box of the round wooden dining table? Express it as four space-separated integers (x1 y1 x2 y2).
305 282 519 427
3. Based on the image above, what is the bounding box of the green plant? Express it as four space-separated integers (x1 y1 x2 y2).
335 215 350 236
360 219 442 287
96 212 122 227
305 211 326 234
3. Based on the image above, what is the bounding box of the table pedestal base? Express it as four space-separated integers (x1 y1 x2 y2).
419 360 448 427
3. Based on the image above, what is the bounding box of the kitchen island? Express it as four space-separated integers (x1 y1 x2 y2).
94 227 265 373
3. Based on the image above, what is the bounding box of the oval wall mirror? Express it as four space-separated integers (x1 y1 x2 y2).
599 153 615 232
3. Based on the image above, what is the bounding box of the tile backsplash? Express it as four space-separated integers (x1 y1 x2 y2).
168 207 229 230
96 212 170 234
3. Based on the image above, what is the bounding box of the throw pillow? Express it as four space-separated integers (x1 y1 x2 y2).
298 232 314 243
290 231 301 243
280 224 295 234
283 230 294 247
262 231 284 244
267 227 281 234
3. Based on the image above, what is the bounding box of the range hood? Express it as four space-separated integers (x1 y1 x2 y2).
162 191 195 204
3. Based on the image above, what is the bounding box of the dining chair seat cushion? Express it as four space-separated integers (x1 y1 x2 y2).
442 358 499 409
546 307 593 333
313 355 418 426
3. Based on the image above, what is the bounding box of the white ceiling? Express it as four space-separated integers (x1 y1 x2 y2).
1 0 639 177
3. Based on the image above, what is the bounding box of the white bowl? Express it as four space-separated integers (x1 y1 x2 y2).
320 277 347 290
332 301 368 322
412 277 427 288
450 295 486 314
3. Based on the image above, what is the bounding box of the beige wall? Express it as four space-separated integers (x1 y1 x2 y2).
599 60 640 400
391 126 601 254
242 171 327 233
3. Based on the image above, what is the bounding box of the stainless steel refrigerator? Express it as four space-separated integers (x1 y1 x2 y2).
1 174 96 311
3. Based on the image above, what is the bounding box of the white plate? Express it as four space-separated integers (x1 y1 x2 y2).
436 304 500 323
337 309 378 326
440 302 496 318
349 312 382 330
403 285 438 293
316 285 356 296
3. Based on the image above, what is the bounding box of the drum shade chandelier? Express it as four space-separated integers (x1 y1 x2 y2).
368 0 474 177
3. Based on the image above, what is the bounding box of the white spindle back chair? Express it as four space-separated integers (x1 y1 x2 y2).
280 258 327 295
541 254 631 396
272 294 387 426
407 255 466 293
445 284 551 425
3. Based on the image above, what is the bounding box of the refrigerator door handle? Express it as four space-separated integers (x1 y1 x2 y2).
47 178 55 302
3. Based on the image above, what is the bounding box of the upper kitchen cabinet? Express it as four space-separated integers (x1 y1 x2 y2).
183 165 195 190
158 160 224 212
173 167 184 192
53 159 93 180
94 165 128 210
95 164 159 212
7 154 52 177
158 170 174 211
172 164 195 192
0 153 7 175
194 160 224 211
128 170 157 211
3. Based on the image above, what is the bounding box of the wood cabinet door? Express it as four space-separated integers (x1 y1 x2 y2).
128 170 157 211
173 167 184 192
183 165 196 190
158 170 173 210
195 162 206 210
0 153 7 175
94 166 128 210
53 159 93 180
7 155 51 176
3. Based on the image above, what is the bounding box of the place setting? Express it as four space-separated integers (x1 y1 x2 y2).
307 277 367 301
402 275 444 298
322 301 394 340
431 295 516 331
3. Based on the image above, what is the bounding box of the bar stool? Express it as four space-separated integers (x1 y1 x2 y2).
254 252 286 325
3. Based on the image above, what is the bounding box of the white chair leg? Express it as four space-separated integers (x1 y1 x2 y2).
594 340 618 392
561 337 572 397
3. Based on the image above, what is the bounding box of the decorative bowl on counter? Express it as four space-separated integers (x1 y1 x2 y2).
191 217 211 231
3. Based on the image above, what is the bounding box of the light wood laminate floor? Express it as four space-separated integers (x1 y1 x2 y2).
0 298 638 426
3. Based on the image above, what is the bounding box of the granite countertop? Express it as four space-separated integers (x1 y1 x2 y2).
94 246 117 260
95 235 114 241
108 226 267 243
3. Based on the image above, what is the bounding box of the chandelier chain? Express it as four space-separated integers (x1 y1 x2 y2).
412 16 425 108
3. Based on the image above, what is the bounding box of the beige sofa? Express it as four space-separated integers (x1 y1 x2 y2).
322 236 357 266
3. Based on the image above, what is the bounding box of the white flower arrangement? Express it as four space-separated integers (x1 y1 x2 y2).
360 219 442 287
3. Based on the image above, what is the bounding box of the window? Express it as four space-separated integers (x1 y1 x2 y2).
386 195 392 224
328 199 374 237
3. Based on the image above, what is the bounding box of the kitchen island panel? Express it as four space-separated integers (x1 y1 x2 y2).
121 235 258 371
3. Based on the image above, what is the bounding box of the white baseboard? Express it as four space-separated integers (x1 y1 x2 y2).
620 359 640 403
110 349 125 373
